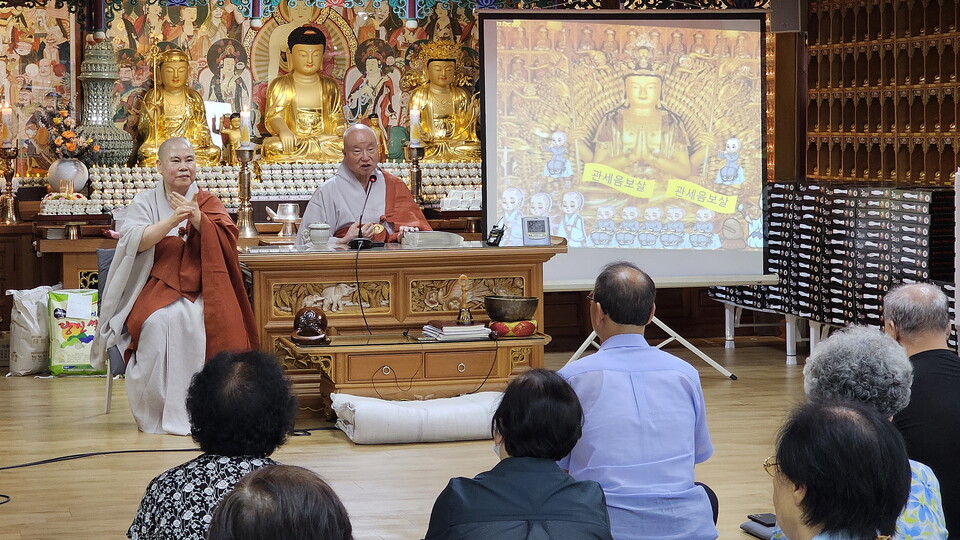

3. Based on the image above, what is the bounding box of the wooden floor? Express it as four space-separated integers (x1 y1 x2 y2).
0 336 807 540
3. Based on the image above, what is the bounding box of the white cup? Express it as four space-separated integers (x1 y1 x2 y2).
308 223 331 248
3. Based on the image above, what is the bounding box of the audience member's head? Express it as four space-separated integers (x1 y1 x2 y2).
772 400 911 540
591 261 656 335
186 350 296 457
803 325 913 418
492 368 583 461
883 283 951 345
207 465 352 540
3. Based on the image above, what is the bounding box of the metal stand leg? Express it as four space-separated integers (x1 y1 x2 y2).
104 367 113 414
650 317 737 380
566 330 601 366
724 303 736 349
567 320 736 379
785 314 798 365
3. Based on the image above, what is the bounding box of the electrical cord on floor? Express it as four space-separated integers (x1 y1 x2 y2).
0 424 343 469
291 426 337 436
0 427 338 504
0 449 203 505
0 448 200 471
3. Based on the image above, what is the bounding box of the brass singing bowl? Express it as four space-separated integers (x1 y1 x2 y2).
484 295 538 322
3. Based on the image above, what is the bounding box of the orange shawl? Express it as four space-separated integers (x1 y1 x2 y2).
125 191 259 361
334 170 432 242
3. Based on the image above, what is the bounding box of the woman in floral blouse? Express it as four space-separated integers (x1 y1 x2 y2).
127 350 297 540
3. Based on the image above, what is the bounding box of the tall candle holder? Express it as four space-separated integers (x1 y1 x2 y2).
234 145 257 238
404 143 425 205
0 144 20 224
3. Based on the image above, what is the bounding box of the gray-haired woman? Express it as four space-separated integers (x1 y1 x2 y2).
769 325 947 540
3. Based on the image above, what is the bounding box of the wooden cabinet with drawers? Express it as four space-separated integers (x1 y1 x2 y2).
277 333 549 418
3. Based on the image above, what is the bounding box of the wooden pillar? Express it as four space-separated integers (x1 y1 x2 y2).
774 32 806 182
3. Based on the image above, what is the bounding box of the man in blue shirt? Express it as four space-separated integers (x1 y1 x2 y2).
559 261 717 540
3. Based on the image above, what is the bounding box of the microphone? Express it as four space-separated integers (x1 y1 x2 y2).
349 173 378 250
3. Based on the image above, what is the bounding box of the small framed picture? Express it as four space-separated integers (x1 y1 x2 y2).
522 216 551 246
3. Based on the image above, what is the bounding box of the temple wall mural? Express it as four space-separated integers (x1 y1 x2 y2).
106 0 481 160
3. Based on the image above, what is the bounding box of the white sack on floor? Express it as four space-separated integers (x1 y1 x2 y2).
7 284 62 376
331 392 502 444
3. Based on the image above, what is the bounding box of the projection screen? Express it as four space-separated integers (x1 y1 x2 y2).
479 10 767 284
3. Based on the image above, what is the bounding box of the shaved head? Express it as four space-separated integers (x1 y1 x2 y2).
342 124 379 181
157 137 197 194
158 137 193 163
343 123 376 146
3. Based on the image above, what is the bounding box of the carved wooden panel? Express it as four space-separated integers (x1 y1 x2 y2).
272 281 391 316
78 271 98 290
274 337 332 376
410 276 525 313
510 346 532 374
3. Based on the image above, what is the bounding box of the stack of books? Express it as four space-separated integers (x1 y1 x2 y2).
422 320 492 341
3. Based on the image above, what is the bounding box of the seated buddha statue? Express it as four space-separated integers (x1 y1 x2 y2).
137 49 221 167
407 40 481 162
261 25 345 163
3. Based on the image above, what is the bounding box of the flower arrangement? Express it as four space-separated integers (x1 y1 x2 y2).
37 107 101 167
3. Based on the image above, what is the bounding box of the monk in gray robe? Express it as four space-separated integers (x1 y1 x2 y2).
296 124 430 246
94 137 258 435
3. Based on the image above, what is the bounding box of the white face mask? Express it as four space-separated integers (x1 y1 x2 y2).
493 441 501 458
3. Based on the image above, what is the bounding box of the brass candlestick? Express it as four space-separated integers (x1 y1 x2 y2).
404 143 425 205
234 145 257 238
0 144 20 224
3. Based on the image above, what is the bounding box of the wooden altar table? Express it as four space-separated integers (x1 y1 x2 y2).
241 241 565 416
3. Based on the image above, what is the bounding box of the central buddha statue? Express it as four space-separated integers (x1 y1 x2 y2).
137 49 221 167
407 40 481 162
261 25 345 163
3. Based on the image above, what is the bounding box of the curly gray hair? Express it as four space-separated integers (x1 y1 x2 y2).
803 325 913 417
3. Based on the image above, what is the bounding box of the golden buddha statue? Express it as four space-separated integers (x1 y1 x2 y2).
137 49 221 167
213 112 242 165
368 114 389 160
262 25 345 163
407 40 481 162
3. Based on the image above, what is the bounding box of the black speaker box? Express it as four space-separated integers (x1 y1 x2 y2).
772 0 809 34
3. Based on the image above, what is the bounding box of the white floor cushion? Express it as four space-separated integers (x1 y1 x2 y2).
330 392 502 444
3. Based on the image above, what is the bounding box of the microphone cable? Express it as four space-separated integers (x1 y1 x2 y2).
354 172 378 335
353 247 371 335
